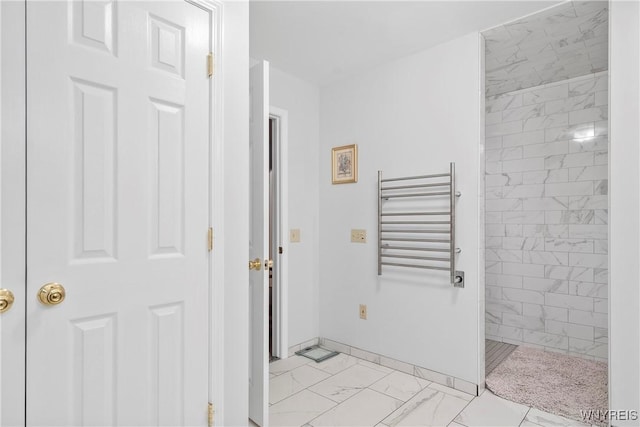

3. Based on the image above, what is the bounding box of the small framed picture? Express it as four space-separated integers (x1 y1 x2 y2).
331 144 358 184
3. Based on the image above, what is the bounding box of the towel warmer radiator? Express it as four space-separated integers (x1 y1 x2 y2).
378 162 464 287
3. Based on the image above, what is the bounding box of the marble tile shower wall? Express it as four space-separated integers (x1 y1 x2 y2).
484 72 608 362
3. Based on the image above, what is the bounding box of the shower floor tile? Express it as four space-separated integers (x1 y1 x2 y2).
486 339 518 375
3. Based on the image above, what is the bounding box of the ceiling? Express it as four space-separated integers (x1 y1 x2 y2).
250 1 562 87
484 1 608 96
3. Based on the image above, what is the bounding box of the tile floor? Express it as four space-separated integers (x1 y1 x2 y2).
268 353 596 427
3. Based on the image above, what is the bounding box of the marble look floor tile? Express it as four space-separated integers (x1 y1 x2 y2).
269 390 337 427
453 390 529 426
314 353 393 376
309 389 403 427
428 382 475 402
524 407 590 426
382 387 470 426
309 364 390 403
313 353 358 375
370 371 431 402
270 355 312 376
270 365 331 404
266 346 597 427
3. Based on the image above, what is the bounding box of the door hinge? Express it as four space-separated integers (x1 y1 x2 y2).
279 246 283 254
208 227 213 251
208 402 214 427
207 53 214 78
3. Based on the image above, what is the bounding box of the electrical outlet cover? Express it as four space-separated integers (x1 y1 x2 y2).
359 304 367 319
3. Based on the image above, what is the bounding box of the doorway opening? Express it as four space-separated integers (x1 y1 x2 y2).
268 108 289 361
482 1 609 423
269 116 276 360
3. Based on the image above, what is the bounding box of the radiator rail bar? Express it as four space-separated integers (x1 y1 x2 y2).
378 163 464 287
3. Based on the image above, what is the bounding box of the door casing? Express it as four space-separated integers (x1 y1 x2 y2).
269 106 289 359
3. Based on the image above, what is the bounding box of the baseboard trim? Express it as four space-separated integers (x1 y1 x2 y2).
287 336 478 396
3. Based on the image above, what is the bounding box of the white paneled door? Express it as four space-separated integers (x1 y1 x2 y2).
26 1 211 425
249 61 270 427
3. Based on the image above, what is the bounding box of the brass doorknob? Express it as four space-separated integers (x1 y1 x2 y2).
38 283 66 306
0 289 15 314
265 259 273 269
248 258 262 271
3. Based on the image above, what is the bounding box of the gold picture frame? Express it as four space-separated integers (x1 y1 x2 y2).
332 144 358 184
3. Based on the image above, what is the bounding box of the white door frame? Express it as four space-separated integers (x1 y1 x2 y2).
196 0 226 421
0 1 225 424
269 106 289 359
477 32 486 393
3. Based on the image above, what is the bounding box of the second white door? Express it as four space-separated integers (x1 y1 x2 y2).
249 60 270 427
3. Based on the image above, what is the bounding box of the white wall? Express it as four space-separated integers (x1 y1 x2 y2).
319 32 482 385
610 0 640 423
220 1 249 425
270 67 320 347
0 2 26 425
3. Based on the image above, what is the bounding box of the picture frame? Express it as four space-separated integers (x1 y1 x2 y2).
331 144 358 184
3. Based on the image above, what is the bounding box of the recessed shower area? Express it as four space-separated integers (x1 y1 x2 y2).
482 1 609 423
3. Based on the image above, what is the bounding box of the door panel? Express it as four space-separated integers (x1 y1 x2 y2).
71 78 117 261
70 314 117 426
26 1 210 425
149 99 185 257
70 0 116 55
249 60 269 426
